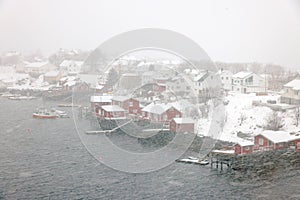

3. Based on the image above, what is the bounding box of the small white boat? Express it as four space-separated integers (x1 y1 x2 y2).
33 108 58 119
199 159 210 165
176 157 210 165
9 96 36 100
188 156 198 160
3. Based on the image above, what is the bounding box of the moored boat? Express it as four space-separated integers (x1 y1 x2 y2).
33 108 58 119
9 96 36 100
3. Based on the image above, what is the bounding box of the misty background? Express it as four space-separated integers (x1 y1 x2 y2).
0 0 300 69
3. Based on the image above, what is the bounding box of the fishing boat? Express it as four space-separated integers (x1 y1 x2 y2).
9 96 36 100
33 108 58 119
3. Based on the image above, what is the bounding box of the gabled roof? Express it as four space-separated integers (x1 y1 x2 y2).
25 62 48 68
60 60 83 67
170 100 193 111
90 95 112 103
193 71 209 82
172 118 194 124
259 130 291 143
101 105 125 112
112 96 132 102
236 140 254 147
284 79 300 90
232 71 253 79
142 102 177 115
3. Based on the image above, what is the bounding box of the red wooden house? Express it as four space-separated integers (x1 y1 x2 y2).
170 118 194 133
289 132 300 151
111 96 141 115
99 105 125 119
142 102 182 122
254 130 290 151
234 141 254 155
90 95 112 114
292 138 300 151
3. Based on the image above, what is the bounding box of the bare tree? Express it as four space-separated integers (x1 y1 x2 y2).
238 112 247 126
295 107 300 127
264 111 284 131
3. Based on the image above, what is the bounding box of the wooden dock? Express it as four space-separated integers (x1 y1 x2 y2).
210 150 235 170
85 119 133 135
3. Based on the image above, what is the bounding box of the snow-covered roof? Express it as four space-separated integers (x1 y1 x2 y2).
90 95 112 103
284 79 300 90
122 73 139 77
259 130 291 143
232 71 253 79
25 62 48 68
172 118 194 124
101 105 125 112
142 102 175 115
44 71 60 77
236 140 254 147
193 71 209 82
60 60 83 67
112 96 132 102
60 76 77 82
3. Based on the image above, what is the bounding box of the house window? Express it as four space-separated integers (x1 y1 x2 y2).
259 138 264 145
278 143 284 147
226 77 229 80
245 147 250 151
295 91 299 95
297 142 300 149
129 102 133 107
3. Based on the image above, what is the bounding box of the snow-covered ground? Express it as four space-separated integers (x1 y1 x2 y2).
197 92 300 144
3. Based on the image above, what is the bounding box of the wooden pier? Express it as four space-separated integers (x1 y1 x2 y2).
210 150 235 170
85 119 133 135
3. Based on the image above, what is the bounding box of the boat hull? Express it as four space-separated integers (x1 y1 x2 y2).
33 113 58 119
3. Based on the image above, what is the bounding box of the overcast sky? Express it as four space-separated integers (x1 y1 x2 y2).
0 0 300 68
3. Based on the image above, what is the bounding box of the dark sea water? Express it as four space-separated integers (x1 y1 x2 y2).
0 98 299 199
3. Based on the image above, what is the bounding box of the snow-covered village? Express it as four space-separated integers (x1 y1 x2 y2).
1 48 300 160
2 0 300 199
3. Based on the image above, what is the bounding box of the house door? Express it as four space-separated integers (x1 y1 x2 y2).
244 88 247 93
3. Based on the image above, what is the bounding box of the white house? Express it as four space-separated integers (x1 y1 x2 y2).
24 62 56 76
280 78 300 105
60 60 84 75
231 71 266 94
193 70 221 98
217 69 233 91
